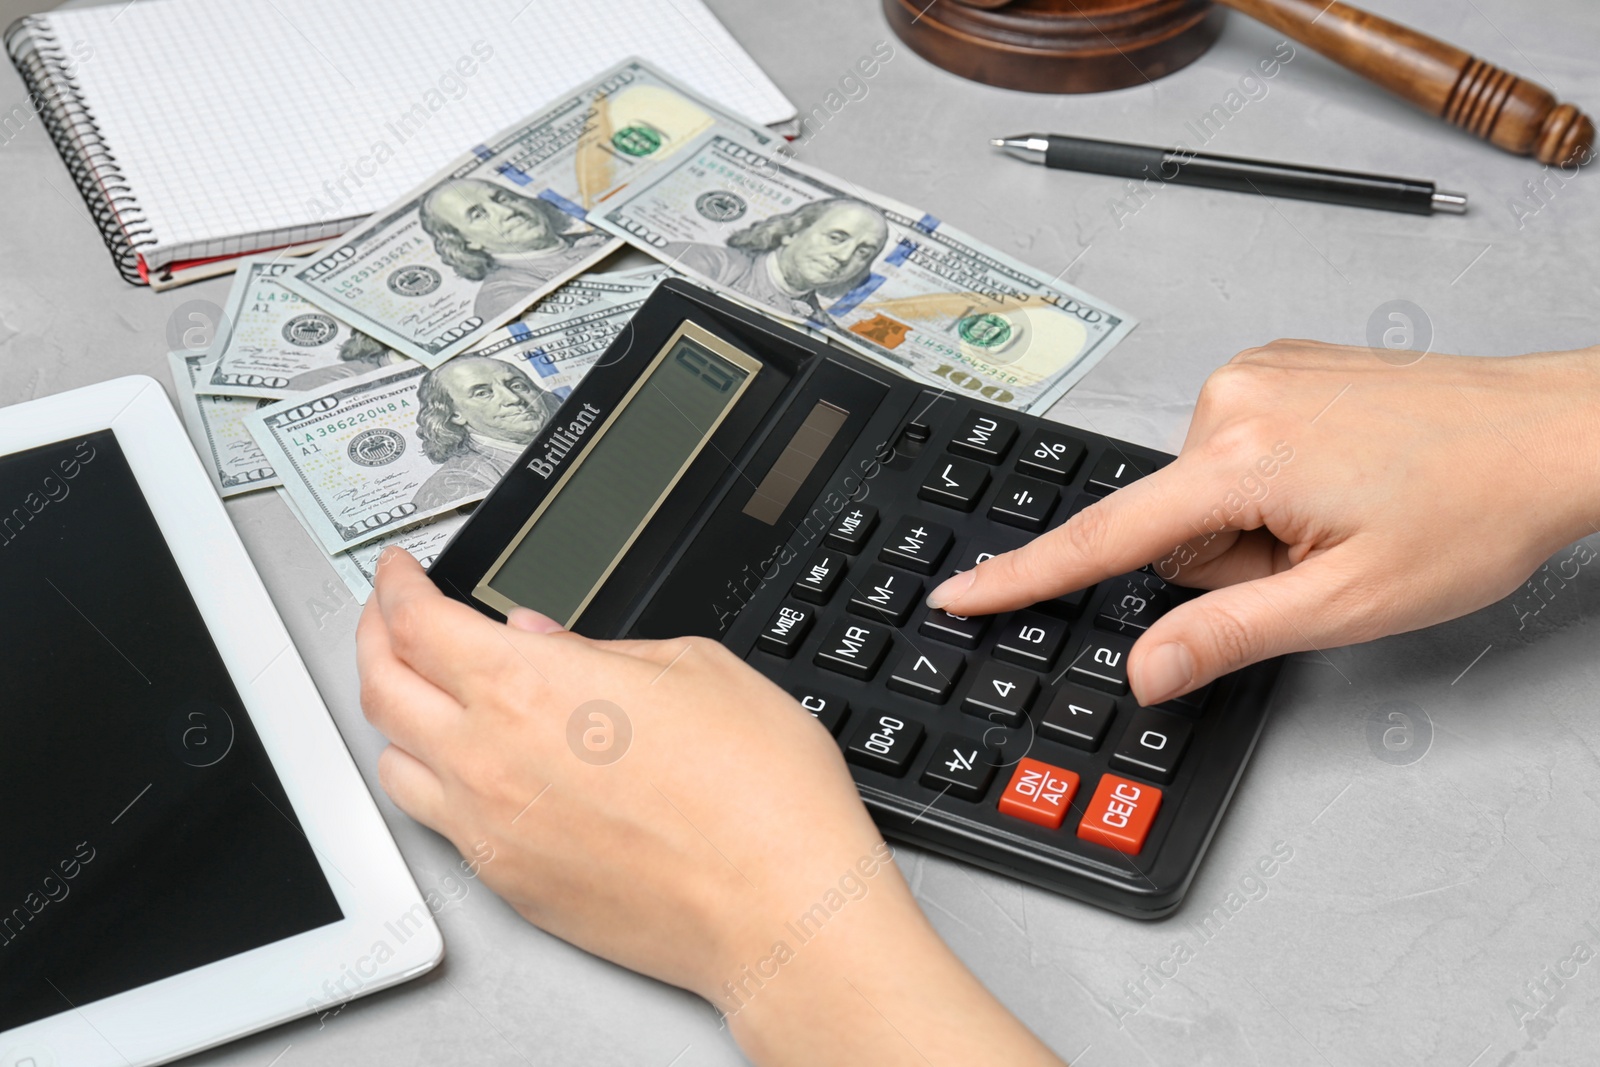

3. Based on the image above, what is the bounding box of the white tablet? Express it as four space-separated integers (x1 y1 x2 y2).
0 377 442 1066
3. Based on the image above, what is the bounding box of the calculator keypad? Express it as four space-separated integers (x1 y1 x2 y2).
735 390 1237 909
1096 573 1173 634
1038 684 1116 750
951 541 1011 575
1110 708 1192 783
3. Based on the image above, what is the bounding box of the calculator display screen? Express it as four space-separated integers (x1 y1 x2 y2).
477 328 759 624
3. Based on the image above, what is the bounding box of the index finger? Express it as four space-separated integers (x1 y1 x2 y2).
926 454 1225 617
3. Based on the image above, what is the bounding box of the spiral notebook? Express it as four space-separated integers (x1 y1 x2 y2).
6 0 795 288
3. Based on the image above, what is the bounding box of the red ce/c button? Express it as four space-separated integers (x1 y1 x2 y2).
1077 774 1162 854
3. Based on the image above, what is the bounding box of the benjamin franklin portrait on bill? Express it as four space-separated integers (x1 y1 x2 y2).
411 356 561 510
418 178 612 321
664 197 889 321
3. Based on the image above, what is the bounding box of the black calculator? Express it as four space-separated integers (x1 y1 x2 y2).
430 280 1279 919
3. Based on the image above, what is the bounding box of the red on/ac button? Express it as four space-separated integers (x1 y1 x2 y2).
997 758 1080 829
1077 774 1162 854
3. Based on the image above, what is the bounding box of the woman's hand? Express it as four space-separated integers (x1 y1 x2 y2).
930 342 1600 706
357 550 1061 1066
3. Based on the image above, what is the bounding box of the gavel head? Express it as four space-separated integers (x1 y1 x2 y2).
883 0 1226 94
884 0 1594 167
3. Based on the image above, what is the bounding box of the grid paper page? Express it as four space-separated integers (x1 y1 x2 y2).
44 0 794 266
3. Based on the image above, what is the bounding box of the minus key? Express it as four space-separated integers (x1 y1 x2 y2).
1086 452 1153 495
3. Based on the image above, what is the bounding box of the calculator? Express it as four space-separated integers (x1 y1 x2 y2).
430 279 1280 918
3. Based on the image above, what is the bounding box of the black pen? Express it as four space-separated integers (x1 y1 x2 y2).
992 133 1468 216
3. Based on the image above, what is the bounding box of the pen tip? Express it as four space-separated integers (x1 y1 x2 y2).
989 138 1006 148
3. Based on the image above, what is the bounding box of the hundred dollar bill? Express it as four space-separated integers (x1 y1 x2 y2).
274 486 470 601
167 350 280 497
518 270 652 318
470 295 646 398
247 354 564 555
595 133 1136 413
489 262 673 326
196 257 414 399
282 59 776 368
605 262 678 288
329 508 472 601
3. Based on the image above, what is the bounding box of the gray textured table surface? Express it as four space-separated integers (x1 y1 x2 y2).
2 1 1597 1064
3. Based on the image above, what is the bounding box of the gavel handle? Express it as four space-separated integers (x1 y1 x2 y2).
1215 0 1593 167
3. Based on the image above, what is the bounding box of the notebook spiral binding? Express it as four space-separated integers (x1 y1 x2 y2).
5 16 151 285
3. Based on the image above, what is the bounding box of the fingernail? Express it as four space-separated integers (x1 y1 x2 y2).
926 569 975 610
1136 643 1195 706
507 607 564 634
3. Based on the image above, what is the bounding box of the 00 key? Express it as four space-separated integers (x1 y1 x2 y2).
846 712 925 775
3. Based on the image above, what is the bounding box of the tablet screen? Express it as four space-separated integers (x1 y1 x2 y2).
0 431 344 1031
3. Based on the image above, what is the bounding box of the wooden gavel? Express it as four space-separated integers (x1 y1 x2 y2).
884 0 1594 167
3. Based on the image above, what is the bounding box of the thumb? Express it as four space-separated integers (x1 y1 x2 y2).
1128 555 1351 705
507 606 565 634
